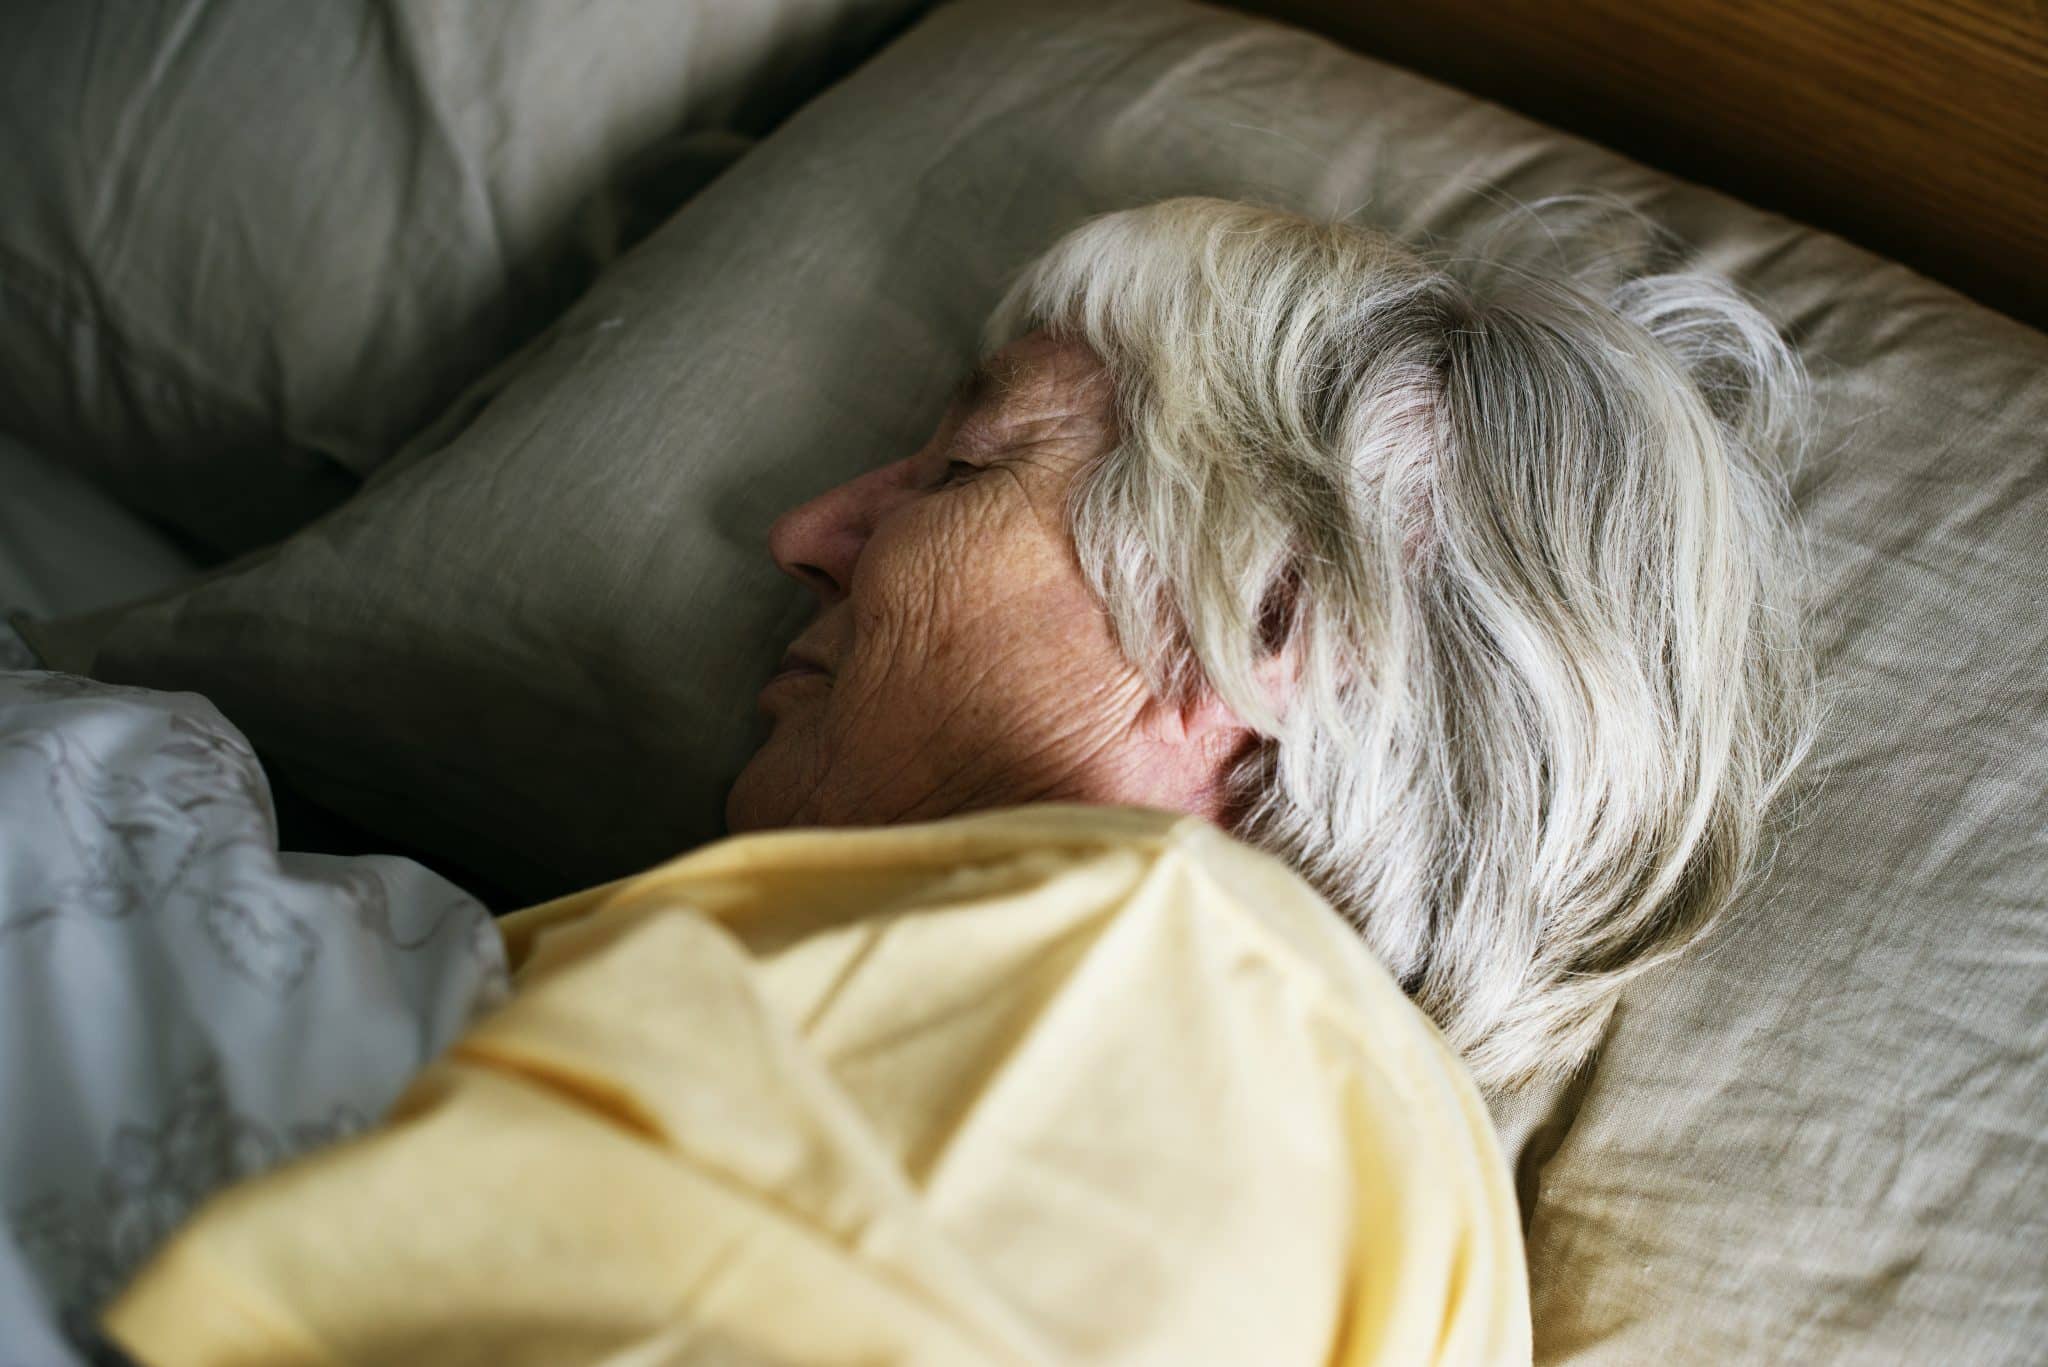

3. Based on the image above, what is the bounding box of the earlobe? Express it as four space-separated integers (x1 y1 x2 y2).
1138 641 1299 752
1175 687 1244 744
1176 648 1299 742
1169 688 1276 832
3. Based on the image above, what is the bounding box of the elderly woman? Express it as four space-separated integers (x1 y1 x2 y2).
87 198 1807 1365
734 196 1810 1091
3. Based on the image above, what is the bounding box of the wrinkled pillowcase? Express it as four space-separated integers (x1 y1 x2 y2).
0 0 925 553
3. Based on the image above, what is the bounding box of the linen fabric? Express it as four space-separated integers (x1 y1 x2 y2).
0 672 508 1365
79 0 2048 1359
104 804 1530 1366
0 0 926 552
0 432 194 622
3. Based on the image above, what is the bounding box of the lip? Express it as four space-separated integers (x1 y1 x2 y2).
757 669 826 715
762 664 828 687
759 651 830 705
774 647 831 679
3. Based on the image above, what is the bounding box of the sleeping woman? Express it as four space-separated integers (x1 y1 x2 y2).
730 195 1813 1092
17 197 1813 1364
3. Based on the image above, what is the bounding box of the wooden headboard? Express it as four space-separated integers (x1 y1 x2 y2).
1226 0 2048 328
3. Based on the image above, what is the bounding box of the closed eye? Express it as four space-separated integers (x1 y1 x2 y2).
937 459 980 487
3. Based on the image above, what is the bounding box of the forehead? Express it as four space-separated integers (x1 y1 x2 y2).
949 331 1111 430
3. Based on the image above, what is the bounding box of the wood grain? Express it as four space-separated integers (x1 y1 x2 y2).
1224 0 2048 327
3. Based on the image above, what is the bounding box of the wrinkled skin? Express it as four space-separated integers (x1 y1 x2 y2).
726 330 1260 834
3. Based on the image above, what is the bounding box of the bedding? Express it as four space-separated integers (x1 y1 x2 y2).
69 0 2048 909
42 0 2048 1359
0 432 195 624
105 804 1529 1366
0 671 507 1365
0 0 929 553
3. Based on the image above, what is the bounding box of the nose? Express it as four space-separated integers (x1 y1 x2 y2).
766 460 913 605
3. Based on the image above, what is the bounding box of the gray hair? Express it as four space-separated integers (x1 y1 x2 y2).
982 197 1815 1092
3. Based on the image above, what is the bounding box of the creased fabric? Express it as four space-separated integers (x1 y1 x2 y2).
69 1 2048 1359
105 805 1529 1366
0 0 929 552
0 672 508 1365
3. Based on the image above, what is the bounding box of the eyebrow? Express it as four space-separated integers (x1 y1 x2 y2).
950 360 1015 414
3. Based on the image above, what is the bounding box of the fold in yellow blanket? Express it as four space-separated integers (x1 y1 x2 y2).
105 804 1529 1365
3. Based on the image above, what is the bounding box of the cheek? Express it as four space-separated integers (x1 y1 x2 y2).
765 480 1141 827
839 492 1130 769
852 493 1081 680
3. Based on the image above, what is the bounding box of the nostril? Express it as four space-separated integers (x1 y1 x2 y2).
794 562 833 592
767 477 872 601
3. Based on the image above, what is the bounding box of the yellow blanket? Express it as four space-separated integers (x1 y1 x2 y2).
105 804 1529 1365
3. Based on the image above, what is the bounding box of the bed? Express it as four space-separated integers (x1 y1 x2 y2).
2 0 2043 1361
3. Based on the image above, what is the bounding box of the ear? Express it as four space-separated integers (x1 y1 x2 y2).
1154 647 1300 747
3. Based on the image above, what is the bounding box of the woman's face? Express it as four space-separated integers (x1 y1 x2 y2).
726 330 1254 833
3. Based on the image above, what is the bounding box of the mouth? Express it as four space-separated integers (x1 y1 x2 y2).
760 649 831 701
774 647 830 679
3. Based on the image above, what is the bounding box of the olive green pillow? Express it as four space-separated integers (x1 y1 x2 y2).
0 0 925 552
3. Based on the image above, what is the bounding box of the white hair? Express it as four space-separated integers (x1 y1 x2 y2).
983 197 1815 1092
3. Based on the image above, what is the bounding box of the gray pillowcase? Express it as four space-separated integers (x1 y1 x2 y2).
0 0 926 553
85 3 2048 1359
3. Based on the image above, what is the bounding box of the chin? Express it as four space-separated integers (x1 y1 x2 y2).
724 769 770 834
725 745 798 834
